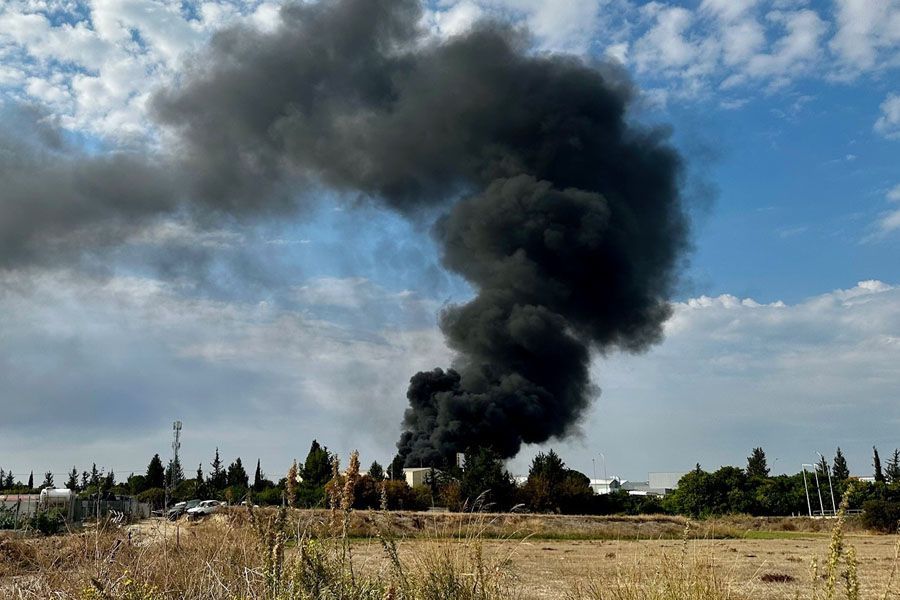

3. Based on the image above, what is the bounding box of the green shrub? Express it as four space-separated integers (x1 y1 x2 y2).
861 499 900 533
27 509 64 535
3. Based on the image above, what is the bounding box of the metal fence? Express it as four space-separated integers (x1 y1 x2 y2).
1 494 150 528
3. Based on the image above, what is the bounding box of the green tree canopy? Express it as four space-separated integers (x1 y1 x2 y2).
208 448 227 491
746 447 769 479
66 467 78 491
227 457 249 488
302 440 333 488
368 461 385 482
460 447 516 511
886 449 900 484
832 448 850 481
146 454 165 489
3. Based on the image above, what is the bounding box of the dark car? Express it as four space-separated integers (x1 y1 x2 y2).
167 499 201 520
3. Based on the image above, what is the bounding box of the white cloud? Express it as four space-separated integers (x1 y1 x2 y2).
887 183 900 202
557 280 900 477
874 93 900 140
829 0 900 79
0 269 450 476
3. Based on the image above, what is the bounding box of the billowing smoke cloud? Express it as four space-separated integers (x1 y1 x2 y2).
0 0 689 462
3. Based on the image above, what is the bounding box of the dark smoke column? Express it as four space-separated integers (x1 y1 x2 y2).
393 34 689 466
150 0 688 467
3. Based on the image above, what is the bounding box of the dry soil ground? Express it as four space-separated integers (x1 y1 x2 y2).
351 534 900 599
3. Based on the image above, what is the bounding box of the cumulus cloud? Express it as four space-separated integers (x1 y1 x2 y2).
0 269 450 476
531 280 900 477
874 93 900 140
829 0 900 79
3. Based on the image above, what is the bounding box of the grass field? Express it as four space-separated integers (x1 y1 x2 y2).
1 508 897 599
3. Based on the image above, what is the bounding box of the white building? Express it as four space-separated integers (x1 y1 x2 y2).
589 477 622 494
402 467 433 488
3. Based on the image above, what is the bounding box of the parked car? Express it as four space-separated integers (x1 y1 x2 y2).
186 500 224 519
167 499 201 521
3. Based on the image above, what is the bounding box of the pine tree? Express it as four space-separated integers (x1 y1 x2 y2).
3 471 12 489
103 469 115 489
227 457 249 488
886 449 900 484
27 471 33 489
209 448 226 491
368 461 385 481
253 459 263 492
302 440 332 488
746 447 769 478
194 463 208 499
41 471 54 488
874 446 885 483
66 466 78 491
166 456 184 487
832 448 850 481
146 454 166 489
90 463 100 487
816 454 829 477
81 471 89 490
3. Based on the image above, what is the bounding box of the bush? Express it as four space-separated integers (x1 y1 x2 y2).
27 509 63 535
861 500 900 532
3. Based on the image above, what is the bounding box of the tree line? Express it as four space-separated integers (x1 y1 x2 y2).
3 444 899 527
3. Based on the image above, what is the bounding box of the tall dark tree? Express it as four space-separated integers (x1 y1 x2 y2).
253 459 264 492
41 471 54 488
886 449 900 484
103 469 115 489
388 454 405 481
66 466 78 491
3 471 12 489
874 446 885 483
209 448 226 491
194 463 208 499
460 447 516 511
90 463 101 487
166 456 184 487
832 448 850 481
227 457 249 488
368 461 385 482
302 441 332 488
816 454 829 478
27 471 33 489
746 447 769 479
81 471 89 490
146 454 166 489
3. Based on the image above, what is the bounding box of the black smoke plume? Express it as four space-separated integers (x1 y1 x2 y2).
1 0 689 462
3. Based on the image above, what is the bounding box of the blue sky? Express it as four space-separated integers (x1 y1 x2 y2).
0 0 898 483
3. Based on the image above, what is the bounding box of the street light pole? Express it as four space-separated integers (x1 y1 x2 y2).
817 452 837 515
801 464 813 517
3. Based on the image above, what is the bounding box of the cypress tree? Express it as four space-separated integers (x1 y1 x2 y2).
27 471 33 489
874 446 885 483
253 459 263 491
